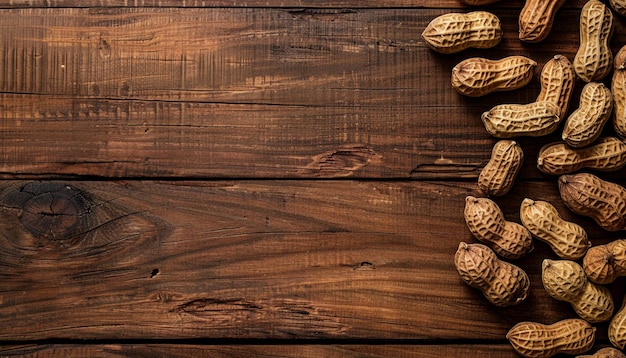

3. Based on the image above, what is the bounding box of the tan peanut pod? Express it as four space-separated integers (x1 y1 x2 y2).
520 198 590 260
464 196 534 259
536 55 576 118
478 140 524 197
576 347 626 358
451 56 537 97
542 259 614 323
610 0 626 16
562 82 613 148
610 297 626 350
507 319 596 358
574 0 614 82
613 45 626 139
422 11 502 54
558 173 626 231
583 239 626 284
518 0 566 43
460 0 502 5
481 101 561 138
454 242 530 307
537 137 626 175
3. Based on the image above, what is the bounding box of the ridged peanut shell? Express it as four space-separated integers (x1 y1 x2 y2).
610 297 626 350
576 347 626 358
537 137 626 175
481 101 561 138
520 198 589 260
507 319 596 358
536 55 575 118
613 45 626 139
574 0 614 82
610 0 626 17
422 11 502 54
478 140 524 197
583 239 626 284
518 0 566 43
452 56 536 97
562 82 613 148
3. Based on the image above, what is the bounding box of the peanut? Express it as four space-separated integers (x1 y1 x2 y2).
558 173 626 231
481 101 561 138
612 45 626 139
464 196 534 259
451 56 537 97
576 347 626 358
610 0 626 17
520 198 590 260
582 239 626 284
536 55 576 118
541 259 614 323
422 11 502 54
610 297 626 350
537 137 626 175
562 82 613 148
506 319 596 358
518 0 566 43
574 0 614 82
478 140 524 197
454 242 530 307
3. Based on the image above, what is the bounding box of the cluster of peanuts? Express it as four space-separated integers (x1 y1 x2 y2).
423 0 626 357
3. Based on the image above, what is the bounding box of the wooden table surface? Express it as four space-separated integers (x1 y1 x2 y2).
0 1 625 357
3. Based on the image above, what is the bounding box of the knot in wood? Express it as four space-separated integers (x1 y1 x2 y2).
20 190 81 241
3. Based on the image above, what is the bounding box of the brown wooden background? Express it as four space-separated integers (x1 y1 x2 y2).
0 0 625 356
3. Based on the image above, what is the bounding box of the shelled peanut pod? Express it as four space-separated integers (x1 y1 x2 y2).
518 0 566 43
454 242 530 307
536 55 576 118
574 0 614 82
422 11 502 54
507 319 596 358
583 239 626 284
562 82 613 148
537 137 626 175
481 101 561 138
451 56 536 97
478 140 523 197
520 198 589 260
464 196 534 259
613 45 626 139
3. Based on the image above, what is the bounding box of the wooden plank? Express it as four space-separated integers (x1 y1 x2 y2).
0 179 622 340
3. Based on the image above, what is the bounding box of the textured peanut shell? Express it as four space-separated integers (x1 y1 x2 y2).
562 82 613 148
507 319 596 358
452 56 536 97
536 55 576 118
464 196 534 259
613 45 626 139
454 242 530 307
481 101 561 138
542 259 614 323
583 239 626 284
576 347 626 358
520 198 589 260
537 137 626 175
574 0 614 82
610 297 626 350
478 140 524 197
518 0 566 43
558 173 626 231
422 11 502 54
610 0 626 16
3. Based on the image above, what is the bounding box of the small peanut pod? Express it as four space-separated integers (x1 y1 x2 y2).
574 0 614 82
583 239 626 284
562 82 613 148
536 55 576 118
422 11 502 54
518 0 566 43
481 101 561 138
610 297 626 350
451 56 537 97
507 319 596 358
576 347 626 358
478 140 524 197
613 45 626 139
541 259 614 323
558 173 626 231
520 198 590 260
454 242 530 307
537 137 626 175
464 196 534 259
610 0 626 16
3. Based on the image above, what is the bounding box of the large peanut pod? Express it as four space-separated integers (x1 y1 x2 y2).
558 173 626 231
422 11 502 54
454 242 530 307
613 45 626 139
583 239 626 284
464 196 534 259
574 0 614 82
537 137 626 175
542 259 614 323
610 0 626 16
452 56 536 97
610 298 626 350
577 347 626 358
520 198 589 260
518 0 566 43
507 319 596 357
536 55 576 118
562 82 613 148
478 140 523 197
481 101 561 138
